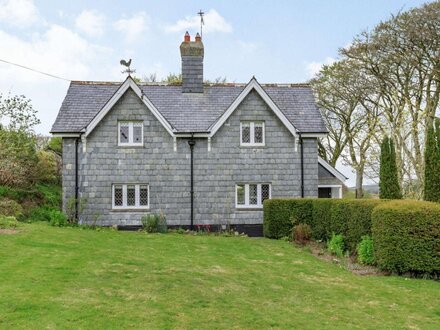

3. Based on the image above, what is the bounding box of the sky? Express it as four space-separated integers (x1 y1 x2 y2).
0 0 430 186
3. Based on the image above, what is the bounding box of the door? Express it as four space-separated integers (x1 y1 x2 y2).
318 187 332 198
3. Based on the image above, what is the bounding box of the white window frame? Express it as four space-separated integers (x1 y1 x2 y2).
118 121 144 146
240 121 265 147
235 183 271 209
112 184 150 210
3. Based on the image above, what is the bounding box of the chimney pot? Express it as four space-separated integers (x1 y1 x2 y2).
184 31 190 43
195 33 201 42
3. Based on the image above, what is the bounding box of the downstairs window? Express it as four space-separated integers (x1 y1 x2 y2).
112 184 149 209
236 183 271 209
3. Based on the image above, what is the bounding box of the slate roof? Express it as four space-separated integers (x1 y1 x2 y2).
51 80 327 134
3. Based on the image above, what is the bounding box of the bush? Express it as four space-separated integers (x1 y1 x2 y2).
141 212 167 233
292 223 312 245
48 210 68 227
327 233 345 257
357 235 375 265
0 198 23 218
264 198 384 252
0 215 18 229
372 200 440 275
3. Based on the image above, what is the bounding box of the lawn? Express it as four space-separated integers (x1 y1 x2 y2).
1 223 439 329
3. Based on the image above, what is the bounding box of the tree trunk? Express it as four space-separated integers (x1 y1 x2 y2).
355 168 364 199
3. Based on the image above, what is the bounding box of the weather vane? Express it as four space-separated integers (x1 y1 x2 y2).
120 58 135 76
197 9 204 39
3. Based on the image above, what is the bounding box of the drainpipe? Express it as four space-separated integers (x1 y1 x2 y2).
188 134 196 230
74 136 80 220
299 133 304 198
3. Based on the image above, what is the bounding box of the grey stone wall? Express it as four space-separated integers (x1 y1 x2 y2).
62 138 76 212
62 88 319 226
318 163 343 185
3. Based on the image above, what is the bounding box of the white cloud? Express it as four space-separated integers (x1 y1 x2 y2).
305 57 336 78
76 10 106 37
0 0 39 27
165 9 232 34
114 12 149 43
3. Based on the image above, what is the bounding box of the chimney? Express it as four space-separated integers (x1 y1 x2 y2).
180 32 204 93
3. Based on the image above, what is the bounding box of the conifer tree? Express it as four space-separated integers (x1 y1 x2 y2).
379 136 402 199
424 118 440 202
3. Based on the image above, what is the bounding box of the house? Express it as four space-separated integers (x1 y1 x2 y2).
51 32 346 232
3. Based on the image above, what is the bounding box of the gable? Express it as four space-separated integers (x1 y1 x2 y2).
208 78 299 138
84 77 175 137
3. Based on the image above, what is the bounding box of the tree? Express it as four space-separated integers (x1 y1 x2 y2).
0 94 40 131
379 136 402 199
424 118 440 202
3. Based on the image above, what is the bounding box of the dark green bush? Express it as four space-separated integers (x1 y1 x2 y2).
357 235 375 265
264 198 384 252
327 233 345 257
372 200 440 275
0 198 23 218
141 212 167 233
263 199 313 238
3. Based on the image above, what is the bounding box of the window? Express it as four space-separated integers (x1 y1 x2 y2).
236 183 271 208
240 121 265 146
118 121 143 146
112 184 149 209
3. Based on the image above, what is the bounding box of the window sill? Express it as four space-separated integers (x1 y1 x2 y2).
117 144 144 148
235 207 263 211
111 208 150 212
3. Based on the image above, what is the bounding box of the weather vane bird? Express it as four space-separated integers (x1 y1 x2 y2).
197 10 205 39
120 58 135 76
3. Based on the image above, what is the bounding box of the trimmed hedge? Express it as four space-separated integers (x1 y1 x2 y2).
263 199 384 253
372 201 440 275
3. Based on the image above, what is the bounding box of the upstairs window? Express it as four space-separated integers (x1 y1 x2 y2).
118 121 143 146
236 183 271 209
112 184 149 209
240 121 265 146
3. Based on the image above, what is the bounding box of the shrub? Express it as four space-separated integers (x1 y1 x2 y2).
263 199 313 238
372 200 440 275
36 150 60 184
264 198 384 252
141 212 167 233
357 235 375 265
0 198 23 218
292 223 312 245
327 233 345 257
48 210 68 227
0 215 18 229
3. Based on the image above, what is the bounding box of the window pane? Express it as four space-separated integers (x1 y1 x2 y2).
261 184 270 203
114 186 123 206
140 185 149 206
249 184 258 205
254 123 263 143
236 184 245 205
133 123 143 144
119 123 129 143
127 185 136 206
241 123 250 143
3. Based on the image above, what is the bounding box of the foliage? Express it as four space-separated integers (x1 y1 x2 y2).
357 235 375 265
1 223 439 328
66 197 87 225
36 150 60 184
0 198 23 218
47 137 62 156
141 211 167 233
48 210 68 227
0 215 18 229
379 136 402 199
0 129 39 187
0 94 40 131
312 2 440 198
424 118 440 202
142 72 228 85
292 223 312 245
264 198 383 253
372 200 440 276
327 233 345 257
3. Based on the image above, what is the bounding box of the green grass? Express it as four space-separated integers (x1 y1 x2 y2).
1 223 439 329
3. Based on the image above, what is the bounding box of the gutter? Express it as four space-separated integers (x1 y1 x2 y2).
187 134 196 230
299 133 304 198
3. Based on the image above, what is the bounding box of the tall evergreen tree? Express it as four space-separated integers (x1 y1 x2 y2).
424 118 440 202
379 136 402 199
